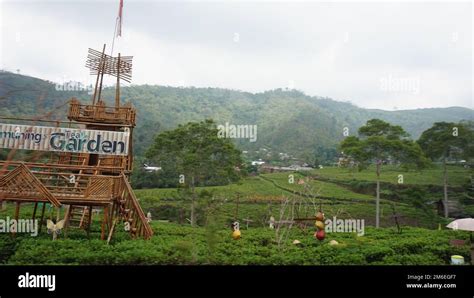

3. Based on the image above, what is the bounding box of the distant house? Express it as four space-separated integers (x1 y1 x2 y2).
337 156 356 168
143 164 162 172
251 160 265 166
260 164 313 173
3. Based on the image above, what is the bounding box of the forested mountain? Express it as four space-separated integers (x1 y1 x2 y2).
1 71 472 160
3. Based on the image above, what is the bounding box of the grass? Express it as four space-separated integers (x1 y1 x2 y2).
132 169 447 228
135 176 286 202
135 171 377 203
311 165 472 187
261 172 375 201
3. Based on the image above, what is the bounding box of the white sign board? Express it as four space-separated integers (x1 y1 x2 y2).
0 123 129 156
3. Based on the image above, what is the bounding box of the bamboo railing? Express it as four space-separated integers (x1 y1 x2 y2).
0 162 119 203
117 174 153 239
68 99 136 126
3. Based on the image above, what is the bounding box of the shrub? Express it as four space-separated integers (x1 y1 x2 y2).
383 253 443 265
362 246 395 263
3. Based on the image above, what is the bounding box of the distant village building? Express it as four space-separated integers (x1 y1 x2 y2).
143 164 162 172
337 152 356 168
260 164 313 173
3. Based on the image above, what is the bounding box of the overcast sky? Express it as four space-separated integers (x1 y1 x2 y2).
0 0 472 110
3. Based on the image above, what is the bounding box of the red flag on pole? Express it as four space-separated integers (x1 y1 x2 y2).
117 0 123 37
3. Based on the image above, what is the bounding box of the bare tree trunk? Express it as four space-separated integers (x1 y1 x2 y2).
443 158 449 218
390 203 401 234
376 161 381 228
275 197 290 248
191 176 196 227
282 199 296 245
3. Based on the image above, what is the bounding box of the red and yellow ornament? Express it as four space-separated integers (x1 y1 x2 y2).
314 211 325 241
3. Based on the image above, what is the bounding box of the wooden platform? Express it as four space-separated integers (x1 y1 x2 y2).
68 98 136 127
0 161 153 240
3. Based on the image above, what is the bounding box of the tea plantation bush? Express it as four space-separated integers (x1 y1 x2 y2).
1 223 471 265
0 235 17 263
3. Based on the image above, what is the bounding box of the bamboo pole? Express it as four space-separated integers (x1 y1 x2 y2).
107 218 118 245
32 202 38 220
97 45 107 102
64 205 73 238
92 44 106 105
38 203 46 233
86 205 93 237
13 202 20 237
115 53 121 110
101 205 109 240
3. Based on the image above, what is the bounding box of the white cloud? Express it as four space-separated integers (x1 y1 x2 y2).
0 0 472 110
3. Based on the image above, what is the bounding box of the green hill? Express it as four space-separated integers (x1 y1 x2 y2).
1 71 472 159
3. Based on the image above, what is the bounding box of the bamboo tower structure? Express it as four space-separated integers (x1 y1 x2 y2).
0 44 153 240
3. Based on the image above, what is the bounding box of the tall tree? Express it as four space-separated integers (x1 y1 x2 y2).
146 119 243 226
340 119 428 228
417 122 474 218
